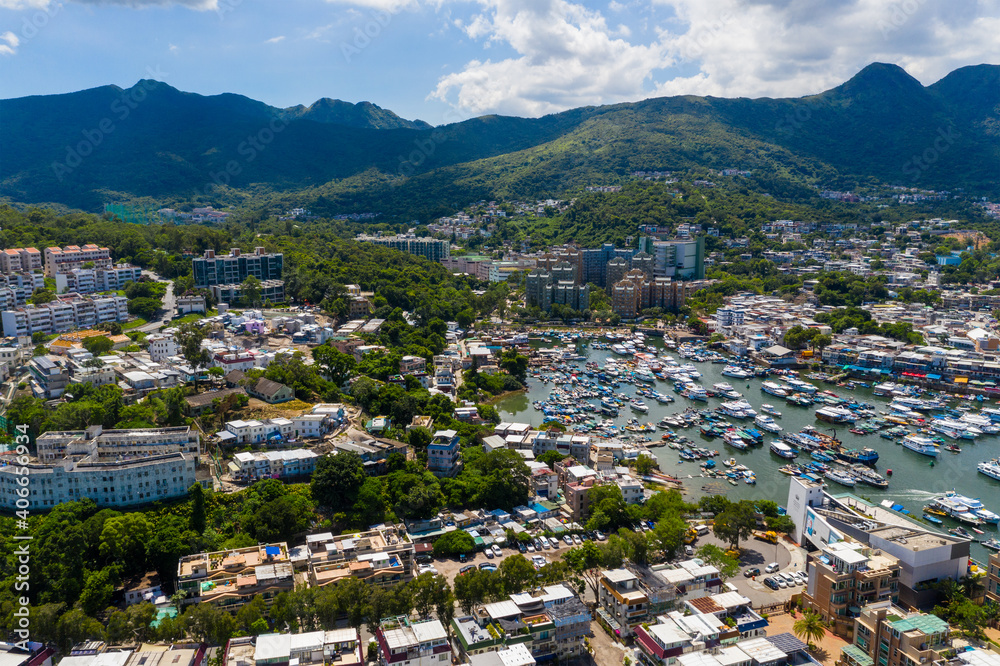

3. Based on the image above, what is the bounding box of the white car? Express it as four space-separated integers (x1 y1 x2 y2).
484 548 494 559
572 534 582 545
418 565 438 575
540 537 551 550
563 535 574 546
491 544 502 557
527 543 535 553
775 577 788 589
765 562 780 573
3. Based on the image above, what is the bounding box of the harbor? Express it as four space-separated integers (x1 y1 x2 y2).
498 331 1000 562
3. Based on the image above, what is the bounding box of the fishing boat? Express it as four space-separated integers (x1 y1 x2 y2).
760 404 782 417
978 459 1000 481
902 434 938 457
836 447 880 466
923 514 944 525
770 441 797 459
755 414 783 433
824 469 857 487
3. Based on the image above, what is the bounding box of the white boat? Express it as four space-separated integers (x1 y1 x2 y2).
978 459 1000 481
958 413 1000 434
611 344 628 355
815 406 858 423
720 399 757 419
770 441 797 459
872 382 898 396
721 365 752 379
630 399 649 413
755 414 783 433
980 407 1000 423
926 498 984 526
712 382 742 399
941 492 1000 524
930 418 981 440
681 384 708 401
902 434 938 457
785 377 818 394
723 431 748 450
679 364 701 379
760 404 782 418
760 381 789 397
825 469 856 487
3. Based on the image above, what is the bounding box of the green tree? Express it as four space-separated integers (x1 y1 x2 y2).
99 514 152 575
410 573 451 619
695 544 740 580
241 275 262 307
498 554 537 595
311 452 366 512
433 530 476 557
536 450 567 468
312 345 357 386
793 611 827 648
83 335 114 356
176 323 212 391
713 501 757 551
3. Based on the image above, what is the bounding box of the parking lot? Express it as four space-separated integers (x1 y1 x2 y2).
423 536 582 584
691 531 806 607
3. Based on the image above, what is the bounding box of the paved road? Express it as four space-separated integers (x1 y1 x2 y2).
136 273 175 333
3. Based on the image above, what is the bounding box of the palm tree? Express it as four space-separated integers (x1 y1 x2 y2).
793 611 827 649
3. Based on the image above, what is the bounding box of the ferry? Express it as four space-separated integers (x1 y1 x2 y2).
825 469 857 487
755 414 783 433
978 459 1000 481
815 406 859 423
761 381 789 397
721 365 752 379
770 441 797 459
902 434 938 457
760 404 782 418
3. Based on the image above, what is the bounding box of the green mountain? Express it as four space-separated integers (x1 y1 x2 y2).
1 63 997 214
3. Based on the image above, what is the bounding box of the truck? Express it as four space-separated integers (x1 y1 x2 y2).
753 530 778 544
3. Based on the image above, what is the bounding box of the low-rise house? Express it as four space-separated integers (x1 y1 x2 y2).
230 449 319 482
248 377 294 404
176 543 294 612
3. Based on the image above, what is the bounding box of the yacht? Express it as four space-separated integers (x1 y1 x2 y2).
681 384 708 401
760 381 789 397
712 383 742 399
760 404 782 418
785 377 818 394
723 431 749 450
959 413 1000 434
825 469 857 487
925 498 984 526
770 441 797 459
720 399 757 419
902 434 938 457
929 418 981 440
979 458 1000 481
815 406 858 423
940 492 1000 524
721 365 752 379
630 399 649 413
755 414 783 433
611 344 628 356
980 407 1000 422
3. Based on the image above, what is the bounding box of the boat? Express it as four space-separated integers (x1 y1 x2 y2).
720 399 757 419
978 459 1000 481
630 399 649 413
923 514 944 525
755 414 783 433
681 384 709 401
983 538 1000 551
949 526 974 539
712 382 742 399
815 406 859 423
770 441 797 459
925 498 984 526
723 431 749 451
929 418 981 440
945 443 962 453
760 403 782 417
723 457 736 467
760 381 789 397
824 469 857 487
902 434 938 457
836 447 880 466
721 365 752 379
785 377 818 394
940 492 1000 524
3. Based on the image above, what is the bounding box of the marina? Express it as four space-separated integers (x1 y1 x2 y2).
499 332 1000 562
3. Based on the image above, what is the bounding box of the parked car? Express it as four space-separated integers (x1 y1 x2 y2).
479 563 497 572
563 535 574 546
765 562 780 573
764 577 780 590
684 545 694 557
572 534 582 545
517 542 527 553
743 567 760 578
418 564 439 575
484 548 494 559
794 571 808 584
459 565 476 576
491 544 502 557
459 553 467 563
775 577 788 589
539 537 551 550
526 543 535 553
595 531 607 541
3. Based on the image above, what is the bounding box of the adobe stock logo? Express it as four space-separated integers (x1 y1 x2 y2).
901 126 959 181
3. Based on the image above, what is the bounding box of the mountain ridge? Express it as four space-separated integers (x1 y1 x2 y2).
1 62 997 214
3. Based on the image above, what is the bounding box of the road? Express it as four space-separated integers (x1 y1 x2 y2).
136 272 174 333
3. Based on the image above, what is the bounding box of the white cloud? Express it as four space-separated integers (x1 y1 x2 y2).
0 30 19 55
0 0 220 9
322 0 416 11
0 0 50 8
266 35 285 43
433 0 672 116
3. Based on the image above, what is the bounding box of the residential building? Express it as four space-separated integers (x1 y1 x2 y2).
193 248 284 289
147 333 179 362
0 642 53 666
2 295 129 337
374 617 449 666
986 552 1000 604
176 543 294 612
611 270 698 318
211 280 285 305
28 354 70 398
598 569 651 637
428 429 460 476
802 541 901 638
0 247 43 273
357 234 451 261
54 264 142 295
839 601 951 666
637 237 706 279
231 449 319 482
176 295 207 315
44 244 113 276
225 629 362 666
307 525 416 589
247 378 295 404
35 425 201 463
683 592 768 639
525 270 590 313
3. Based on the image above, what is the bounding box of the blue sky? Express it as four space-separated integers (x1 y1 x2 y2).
1 0 998 123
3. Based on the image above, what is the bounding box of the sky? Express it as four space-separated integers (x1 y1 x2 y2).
1 0 998 124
